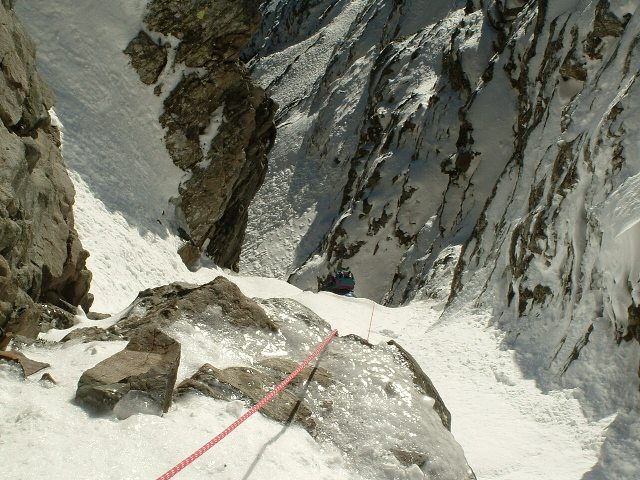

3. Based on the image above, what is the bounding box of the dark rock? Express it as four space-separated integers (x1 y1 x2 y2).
176 363 315 431
387 340 452 431
75 328 180 414
86 311 111 320
123 31 167 85
584 0 628 59
39 303 76 332
177 242 201 269
61 326 122 343
125 0 277 270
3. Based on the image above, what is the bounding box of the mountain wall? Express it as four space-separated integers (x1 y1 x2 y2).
123 0 277 271
243 1 640 472
0 0 92 343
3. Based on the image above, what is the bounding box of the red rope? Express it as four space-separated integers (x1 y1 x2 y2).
155 329 338 480
366 303 375 342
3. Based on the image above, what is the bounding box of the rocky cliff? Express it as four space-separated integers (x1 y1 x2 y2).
242 2 640 472
124 0 277 271
0 0 92 343
243 2 639 361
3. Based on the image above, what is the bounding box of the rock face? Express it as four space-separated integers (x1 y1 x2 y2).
243 2 640 474
102 280 474 479
243 0 640 367
0 1 92 344
123 0 277 271
75 328 180 415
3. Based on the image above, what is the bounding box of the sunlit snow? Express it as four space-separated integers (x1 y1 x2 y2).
4 1 635 479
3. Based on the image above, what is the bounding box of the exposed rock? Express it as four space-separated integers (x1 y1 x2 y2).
123 31 167 85
61 326 122 343
584 0 628 59
75 328 180 414
109 276 276 338
176 363 315 431
388 340 451 431
390 448 429 467
0 1 92 343
39 303 76 332
40 372 57 385
168 292 473 479
86 311 110 320
0 350 49 377
124 0 277 270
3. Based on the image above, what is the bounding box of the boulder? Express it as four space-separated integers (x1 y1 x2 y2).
39 303 76 332
75 328 180 414
123 31 167 85
109 276 276 338
61 326 121 343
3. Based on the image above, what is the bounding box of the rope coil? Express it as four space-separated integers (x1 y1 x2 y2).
155 328 338 480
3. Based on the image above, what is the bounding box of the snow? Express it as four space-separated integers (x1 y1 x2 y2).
5 1 639 480
0 283 611 479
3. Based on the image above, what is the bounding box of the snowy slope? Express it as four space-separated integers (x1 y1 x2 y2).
7 1 640 479
0 284 610 480
241 0 640 476
15 0 219 313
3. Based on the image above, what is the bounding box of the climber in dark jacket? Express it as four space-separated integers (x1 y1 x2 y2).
324 268 355 295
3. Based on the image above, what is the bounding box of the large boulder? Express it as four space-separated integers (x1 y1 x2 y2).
109 276 277 338
75 328 180 415
0 1 92 346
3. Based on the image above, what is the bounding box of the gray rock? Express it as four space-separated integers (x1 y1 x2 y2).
176 363 315 431
0 1 92 343
109 276 277 337
75 328 180 414
123 31 167 85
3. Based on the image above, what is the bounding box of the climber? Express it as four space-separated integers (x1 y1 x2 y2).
324 267 355 296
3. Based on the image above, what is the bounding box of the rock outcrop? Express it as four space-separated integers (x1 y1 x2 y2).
108 276 277 338
75 327 180 415
123 0 277 271
91 278 474 479
0 1 92 345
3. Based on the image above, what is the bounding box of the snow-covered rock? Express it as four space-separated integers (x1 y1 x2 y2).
0 0 92 344
111 278 475 479
124 0 277 271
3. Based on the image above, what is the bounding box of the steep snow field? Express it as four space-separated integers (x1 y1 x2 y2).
5 1 636 479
